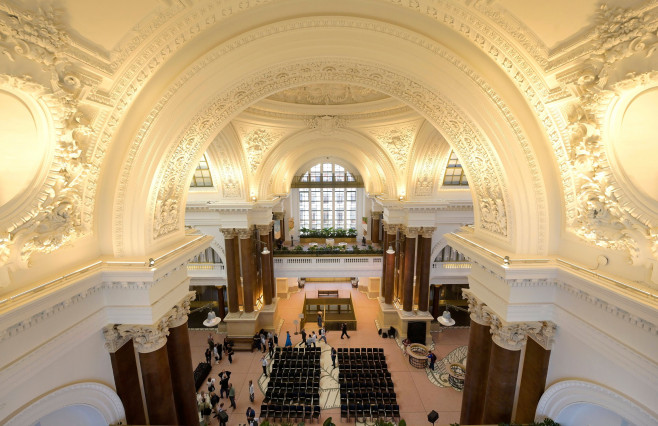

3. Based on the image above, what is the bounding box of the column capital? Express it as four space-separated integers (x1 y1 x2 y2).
118 317 170 353
166 291 196 328
462 289 490 325
102 324 131 353
273 212 284 220
383 223 400 234
220 228 237 239
256 223 273 234
371 212 382 219
420 227 435 238
236 228 252 239
487 312 533 351
527 320 557 350
404 227 421 238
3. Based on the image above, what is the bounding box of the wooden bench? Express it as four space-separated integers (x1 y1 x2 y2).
225 336 256 352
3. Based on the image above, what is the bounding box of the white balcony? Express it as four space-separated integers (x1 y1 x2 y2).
187 262 227 279
430 261 471 282
273 256 383 278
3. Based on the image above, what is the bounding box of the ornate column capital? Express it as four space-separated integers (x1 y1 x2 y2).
256 223 272 234
371 212 382 220
487 312 532 351
118 317 170 354
220 228 237 239
462 289 490 325
527 321 557 350
273 212 284 220
166 291 196 328
236 228 252 239
420 227 435 238
383 223 399 234
404 227 420 238
102 325 131 353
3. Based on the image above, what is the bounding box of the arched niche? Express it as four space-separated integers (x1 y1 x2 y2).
104 14 549 258
536 380 657 426
5 382 125 426
257 129 397 198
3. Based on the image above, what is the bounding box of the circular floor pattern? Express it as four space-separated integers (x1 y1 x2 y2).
426 345 468 389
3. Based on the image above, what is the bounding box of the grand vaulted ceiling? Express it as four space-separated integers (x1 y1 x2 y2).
1 0 658 293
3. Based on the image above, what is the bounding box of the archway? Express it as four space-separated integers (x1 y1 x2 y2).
105 14 550 259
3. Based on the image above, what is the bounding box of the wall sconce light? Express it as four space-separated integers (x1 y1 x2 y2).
261 245 270 255
503 256 510 266
386 245 395 255
251 195 257 202
148 258 155 267
398 195 405 201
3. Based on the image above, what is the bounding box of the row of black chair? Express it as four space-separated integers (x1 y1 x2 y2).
275 347 321 354
272 360 320 369
340 403 400 422
336 347 383 354
267 380 319 392
340 390 398 405
337 353 386 362
260 404 321 423
339 371 391 380
264 389 320 405
337 361 388 371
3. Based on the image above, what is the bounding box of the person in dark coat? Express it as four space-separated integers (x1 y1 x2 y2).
300 328 307 346
340 322 350 339
331 347 337 368
205 347 212 364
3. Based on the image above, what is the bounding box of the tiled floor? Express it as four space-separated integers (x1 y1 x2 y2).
190 283 468 425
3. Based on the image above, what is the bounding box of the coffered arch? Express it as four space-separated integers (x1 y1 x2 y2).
105 14 551 258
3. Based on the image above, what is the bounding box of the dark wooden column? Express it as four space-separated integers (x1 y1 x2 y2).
459 316 492 425
431 285 442 320
381 224 389 300
269 226 276 299
258 224 273 305
414 234 423 305
127 322 178 425
394 230 404 302
103 327 146 425
402 228 417 312
384 241 395 304
216 285 226 319
167 315 198 426
417 229 433 311
371 214 381 243
515 328 553 423
222 229 240 313
482 319 525 424
239 228 256 313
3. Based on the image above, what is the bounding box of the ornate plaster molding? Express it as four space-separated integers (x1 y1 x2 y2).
367 124 418 173
239 127 284 173
487 311 533 351
305 115 348 136
420 227 436 239
166 291 195 328
118 316 170 353
0 74 92 284
102 324 131 353
236 228 252 240
268 83 387 105
563 9 658 270
404 227 420 238
462 288 490 325
414 143 442 197
256 224 273 234
527 320 557 350
220 228 238 239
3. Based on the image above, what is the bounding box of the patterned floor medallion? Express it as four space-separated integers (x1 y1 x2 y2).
426 345 468 389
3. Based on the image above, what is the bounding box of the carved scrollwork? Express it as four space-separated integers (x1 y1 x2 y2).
527 321 557 350
462 289 490 325
118 317 170 354
487 313 531 351
305 115 348 136
102 325 131 353
167 291 195 329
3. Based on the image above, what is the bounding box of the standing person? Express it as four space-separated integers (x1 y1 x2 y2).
340 322 351 339
310 331 317 347
249 380 255 402
215 402 228 426
213 343 220 364
205 347 212 364
428 351 437 370
227 345 234 364
290 234 294 246
331 347 337 368
219 370 230 398
319 327 327 343
300 329 307 346
260 333 267 353
285 331 292 347
206 377 216 393
228 383 236 409
246 406 256 424
210 392 220 412
317 311 323 327
207 333 215 351
201 399 212 425
217 341 223 360
268 337 274 358
261 355 268 377
274 333 279 346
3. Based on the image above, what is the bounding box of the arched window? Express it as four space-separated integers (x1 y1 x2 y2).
190 153 213 187
296 162 359 230
443 150 468 186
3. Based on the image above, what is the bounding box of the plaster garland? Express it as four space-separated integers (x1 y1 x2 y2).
305 115 348 136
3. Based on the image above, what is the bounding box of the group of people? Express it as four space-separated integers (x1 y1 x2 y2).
205 333 234 366
253 329 278 357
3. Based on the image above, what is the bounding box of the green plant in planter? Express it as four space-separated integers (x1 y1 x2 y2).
293 245 304 251
308 245 317 251
347 227 357 237
374 419 406 426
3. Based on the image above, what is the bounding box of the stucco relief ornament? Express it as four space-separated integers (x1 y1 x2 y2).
241 128 282 173
488 314 530 351
462 289 489 325
118 317 170 354
305 115 348 135
564 5 658 271
370 126 416 172
167 291 195 328
102 325 132 353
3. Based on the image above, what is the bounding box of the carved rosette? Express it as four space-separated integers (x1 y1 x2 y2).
462 289 490 326
118 317 170 354
102 325 131 353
